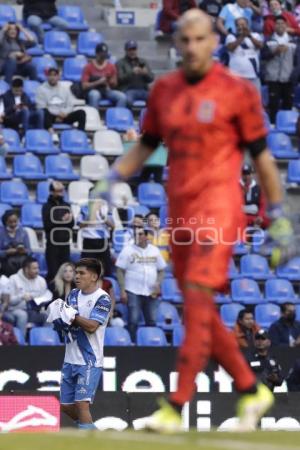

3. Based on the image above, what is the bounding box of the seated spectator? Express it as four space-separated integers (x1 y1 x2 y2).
6 256 51 337
226 17 263 90
36 67 86 134
117 40 154 107
240 164 269 228
81 43 127 109
264 0 300 37
48 262 75 301
0 209 31 277
264 16 296 123
0 22 37 84
3 78 43 134
146 212 170 262
159 0 197 34
78 196 114 277
199 0 222 22
18 0 68 44
0 314 18 345
233 308 260 348
217 0 261 38
269 303 300 347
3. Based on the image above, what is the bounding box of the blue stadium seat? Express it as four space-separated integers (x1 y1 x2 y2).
132 100 146 108
161 278 183 304
36 181 50 203
255 304 280 329
275 110 298 134
276 257 300 281
112 229 129 253
0 156 11 179
33 252 47 277
44 31 76 58
13 154 46 180
13 327 25 345
231 278 263 305
0 5 16 26
77 31 104 57
265 279 298 304
21 30 44 57
220 303 244 328
228 259 239 279
138 182 167 208
127 204 150 222
2 128 25 153
240 254 272 280
233 241 249 255
267 132 297 159
105 107 135 132
136 327 168 346
287 160 300 184
1 181 30 206
23 80 41 103
173 324 184 346
0 203 11 219
45 154 79 180
60 129 94 155
62 56 87 82
263 111 271 131
104 327 132 346
156 302 181 331
159 204 169 228
21 203 43 228
58 5 88 31
32 56 58 82
29 327 61 346
0 79 9 96
25 130 58 155
215 293 232 304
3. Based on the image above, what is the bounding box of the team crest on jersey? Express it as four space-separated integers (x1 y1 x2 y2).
197 100 215 123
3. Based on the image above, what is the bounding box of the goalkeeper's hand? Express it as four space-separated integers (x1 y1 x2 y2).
264 204 296 268
88 168 122 221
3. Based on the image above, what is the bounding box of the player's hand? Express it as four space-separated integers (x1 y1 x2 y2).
88 168 123 221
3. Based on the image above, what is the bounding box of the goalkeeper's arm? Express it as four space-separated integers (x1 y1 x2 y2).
252 149 283 207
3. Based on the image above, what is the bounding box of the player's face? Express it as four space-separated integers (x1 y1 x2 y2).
177 22 217 77
75 267 98 291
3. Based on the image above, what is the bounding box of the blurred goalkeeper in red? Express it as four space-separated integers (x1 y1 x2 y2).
98 9 295 432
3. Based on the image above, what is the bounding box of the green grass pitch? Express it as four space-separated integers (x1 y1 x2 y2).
0 430 300 450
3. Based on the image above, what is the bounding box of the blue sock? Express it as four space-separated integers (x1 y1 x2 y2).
78 423 96 430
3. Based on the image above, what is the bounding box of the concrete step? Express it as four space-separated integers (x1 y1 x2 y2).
106 39 171 58
100 25 153 41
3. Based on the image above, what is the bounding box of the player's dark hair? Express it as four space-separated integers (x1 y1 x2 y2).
22 256 38 269
12 77 23 88
237 308 253 322
75 258 103 279
280 302 295 313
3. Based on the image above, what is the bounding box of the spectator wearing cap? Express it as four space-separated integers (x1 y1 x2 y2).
36 67 86 134
269 303 300 347
116 40 154 107
247 329 284 391
3 78 44 134
159 0 197 34
240 163 269 228
233 308 260 349
42 181 74 283
81 43 127 109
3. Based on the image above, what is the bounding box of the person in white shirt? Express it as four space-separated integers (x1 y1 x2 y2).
226 17 263 90
60 258 111 430
116 227 166 342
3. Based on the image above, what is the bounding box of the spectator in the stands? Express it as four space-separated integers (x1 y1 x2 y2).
269 303 300 347
226 17 263 91
117 40 154 107
233 308 260 349
42 181 74 283
0 22 37 84
18 0 68 44
217 0 261 38
0 209 31 277
3 78 44 134
146 212 170 263
0 315 18 345
48 262 75 301
159 0 197 34
199 0 222 22
81 42 127 109
264 0 300 37
36 67 86 134
240 164 269 228
116 227 166 341
6 256 50 337
123 214 145 246
264 16 296 123
78 195 114 277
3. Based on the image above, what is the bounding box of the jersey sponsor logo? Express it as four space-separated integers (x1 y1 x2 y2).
197 100 215 123
129 254 158 264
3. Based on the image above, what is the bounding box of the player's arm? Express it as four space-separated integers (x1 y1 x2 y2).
252 149 283 205
112 140 156 179
72 316 99 334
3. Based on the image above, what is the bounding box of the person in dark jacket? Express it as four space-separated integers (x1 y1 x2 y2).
116 40 154 107
269 303 300 347
233 308 260 349
3 78 44 133
159 0 197 34
18 0 68 44
42 181 74 283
